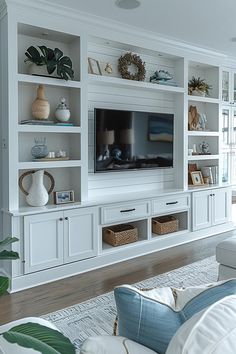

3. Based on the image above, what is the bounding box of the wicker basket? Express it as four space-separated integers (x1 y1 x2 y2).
102 224 138 247
152 216 179 235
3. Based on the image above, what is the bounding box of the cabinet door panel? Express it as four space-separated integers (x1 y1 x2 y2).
213 189 231 225
192 191 211 231
64 207 98 263
24 212 63 274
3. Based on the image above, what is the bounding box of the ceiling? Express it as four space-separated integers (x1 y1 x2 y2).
49 0 236 58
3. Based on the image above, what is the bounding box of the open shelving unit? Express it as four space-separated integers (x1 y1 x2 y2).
13 22 87 209
187 61 221 188
0 2 233 292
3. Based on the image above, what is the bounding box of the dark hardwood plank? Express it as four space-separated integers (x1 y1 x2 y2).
0 230 234 325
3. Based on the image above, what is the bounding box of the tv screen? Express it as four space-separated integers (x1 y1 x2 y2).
94 108 174 173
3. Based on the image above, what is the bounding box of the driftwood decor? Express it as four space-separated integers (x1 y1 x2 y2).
188 105 200 130
118 52 146 81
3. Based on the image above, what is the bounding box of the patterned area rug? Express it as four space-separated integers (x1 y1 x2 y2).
42 256 218 352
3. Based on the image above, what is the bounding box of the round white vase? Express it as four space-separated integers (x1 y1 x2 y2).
28 63 49 77
55 97 71 122
26 170 49 207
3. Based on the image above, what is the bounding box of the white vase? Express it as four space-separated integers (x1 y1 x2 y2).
55 97 71 122
26 170 49 207
28 63 49 77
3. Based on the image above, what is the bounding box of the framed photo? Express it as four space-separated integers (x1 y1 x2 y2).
190 171 204 186
54 190 75 204
88 57 102 75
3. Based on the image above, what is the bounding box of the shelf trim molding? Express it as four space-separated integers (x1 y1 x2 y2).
89 74 185 94
17 74 81 88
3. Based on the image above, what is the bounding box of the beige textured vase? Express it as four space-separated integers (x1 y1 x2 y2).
32 84 50 120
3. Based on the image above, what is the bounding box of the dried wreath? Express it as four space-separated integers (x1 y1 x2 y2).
118 52 146 81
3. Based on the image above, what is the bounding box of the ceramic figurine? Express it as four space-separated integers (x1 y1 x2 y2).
104 63 113 74
55 97 71 122
32 84 50 120
199 141 209 154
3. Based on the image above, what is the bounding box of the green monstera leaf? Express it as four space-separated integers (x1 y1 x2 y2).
2 322 76 354
0 276 9 296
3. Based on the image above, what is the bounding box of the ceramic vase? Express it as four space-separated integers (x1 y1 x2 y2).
32 84 50 120
26 170 49 207
55 97 71 122
28 63 49 77
31 137 48 159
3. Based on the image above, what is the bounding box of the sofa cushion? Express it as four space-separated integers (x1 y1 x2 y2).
114 279 236 354
80 335 158 354
166 295 236 354
216 236 236 268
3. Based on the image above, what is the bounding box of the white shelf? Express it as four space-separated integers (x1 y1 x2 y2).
151 228 188 239
18 125 81 133
17 73 82 89
18 160 82 169
188 131 219 137
188 95 220 104
188 154 219 161
102 239 148 253
89 74 185 94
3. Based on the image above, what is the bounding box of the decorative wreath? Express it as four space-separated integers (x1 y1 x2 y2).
118 52 146 81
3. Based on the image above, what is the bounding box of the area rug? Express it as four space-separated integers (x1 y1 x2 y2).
42 256 218 352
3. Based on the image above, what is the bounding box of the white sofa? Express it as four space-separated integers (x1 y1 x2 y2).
81 281 236 354
216 236 236 280
81 295 236 354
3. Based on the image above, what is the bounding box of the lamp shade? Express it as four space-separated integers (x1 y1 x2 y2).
97 130 114 145
120 129 135 144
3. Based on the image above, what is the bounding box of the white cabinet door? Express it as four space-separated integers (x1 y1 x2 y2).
24 212 64 274
63 207 98 264
192 191 211 231
222 69 236 104
212 188 231 225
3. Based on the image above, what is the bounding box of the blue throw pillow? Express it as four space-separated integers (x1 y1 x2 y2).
114 279 236 354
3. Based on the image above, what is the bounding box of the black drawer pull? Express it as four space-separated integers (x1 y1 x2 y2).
65 217 69 220
120 208 136 213
166 201 178 205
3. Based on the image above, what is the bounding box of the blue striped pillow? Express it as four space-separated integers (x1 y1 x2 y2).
114 279 236 354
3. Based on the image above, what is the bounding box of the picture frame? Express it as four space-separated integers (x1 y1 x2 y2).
54 190 75 204
190 171 204 186
88 57 102 75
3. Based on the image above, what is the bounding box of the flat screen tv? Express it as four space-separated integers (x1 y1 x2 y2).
94 108 174 173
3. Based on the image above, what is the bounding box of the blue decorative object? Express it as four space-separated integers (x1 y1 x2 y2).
114 279 236 354
111 148 122 160
31 137 48 159
149 70 178 86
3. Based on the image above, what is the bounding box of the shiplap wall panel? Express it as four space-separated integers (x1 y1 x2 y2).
88 43 183 86
87 42 183 197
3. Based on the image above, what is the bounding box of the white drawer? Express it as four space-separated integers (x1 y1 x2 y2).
101 201 151 224
152 194 190 215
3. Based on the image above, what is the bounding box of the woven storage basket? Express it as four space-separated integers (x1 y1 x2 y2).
152 215 179 235
102 224 138 247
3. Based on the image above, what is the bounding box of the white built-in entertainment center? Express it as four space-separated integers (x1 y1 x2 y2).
0 0 235 291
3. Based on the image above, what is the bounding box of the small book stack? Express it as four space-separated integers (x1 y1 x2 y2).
20 119 74 126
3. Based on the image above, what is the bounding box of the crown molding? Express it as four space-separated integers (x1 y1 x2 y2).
3 0 227 61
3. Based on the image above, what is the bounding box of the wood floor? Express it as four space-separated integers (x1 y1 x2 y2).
0 229 235 325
